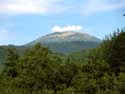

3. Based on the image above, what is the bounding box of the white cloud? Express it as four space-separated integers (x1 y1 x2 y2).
0 0 70 14
52 25 83 32
82 0 125 15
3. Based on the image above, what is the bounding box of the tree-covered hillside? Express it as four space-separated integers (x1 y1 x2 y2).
0 29 125 94
43 41 99 54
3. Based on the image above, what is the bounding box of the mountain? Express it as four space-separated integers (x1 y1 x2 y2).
28 31 100 44
27 31 101 54
0 31 101 70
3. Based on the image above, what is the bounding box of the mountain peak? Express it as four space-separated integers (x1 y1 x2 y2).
27 31 101 54
28 31 101 45
45 31 80 39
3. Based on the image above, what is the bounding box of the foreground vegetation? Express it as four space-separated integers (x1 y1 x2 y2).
0 29 125 94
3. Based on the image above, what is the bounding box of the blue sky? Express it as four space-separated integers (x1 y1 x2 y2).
0 0 125 45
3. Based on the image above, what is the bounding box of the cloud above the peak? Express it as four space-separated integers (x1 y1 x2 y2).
0 0 70 15
52 25 83 32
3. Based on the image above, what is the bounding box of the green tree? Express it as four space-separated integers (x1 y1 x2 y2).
4 47 18 78
108 29 125 73
14 43 61 93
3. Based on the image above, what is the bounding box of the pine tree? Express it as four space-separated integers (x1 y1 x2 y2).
108 29 125 73
4 47 18 77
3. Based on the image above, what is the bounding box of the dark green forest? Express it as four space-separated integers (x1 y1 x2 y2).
0 29 125 94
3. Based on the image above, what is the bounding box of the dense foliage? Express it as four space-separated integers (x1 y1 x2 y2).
43 41 100 54
0 29 125 94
